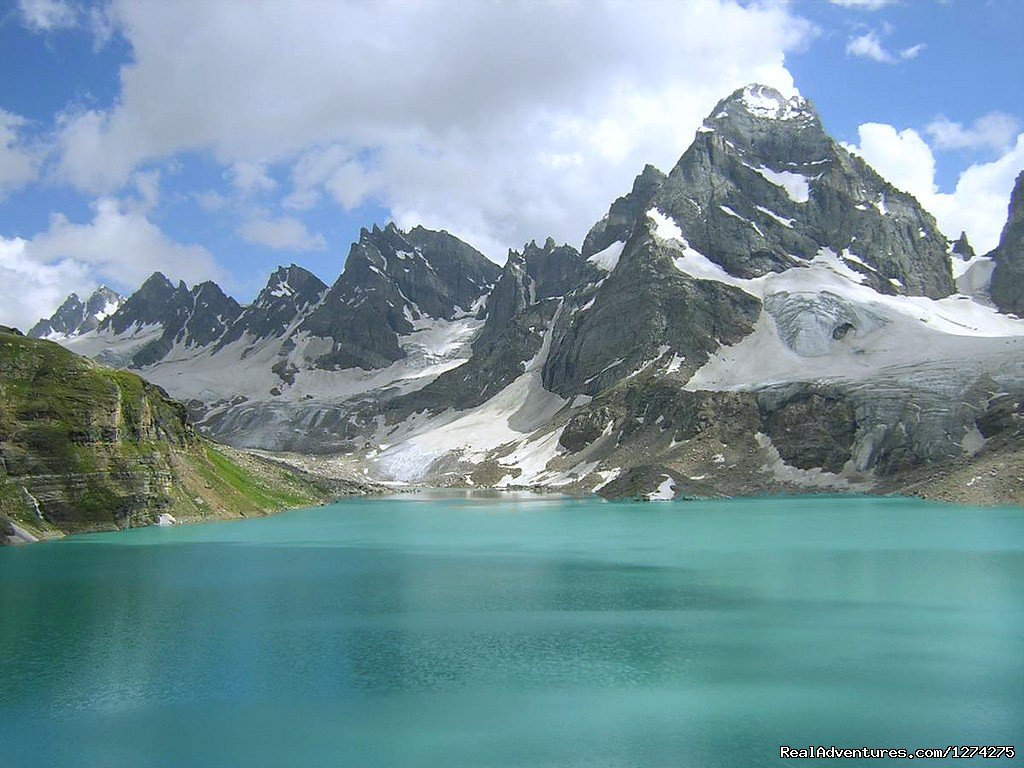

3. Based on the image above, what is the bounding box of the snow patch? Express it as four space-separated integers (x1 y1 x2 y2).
755 205 795 228
587 240 625 272
647 475 676 501
751 165 811 203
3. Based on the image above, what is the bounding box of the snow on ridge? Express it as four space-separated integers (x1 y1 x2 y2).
751 165 811 203
755 205 795 228
270 279 294 298
373 303 569 483
646 208 751 291
646 208 685 241
739 85 809 121
588 240 625 272
94 299 121 322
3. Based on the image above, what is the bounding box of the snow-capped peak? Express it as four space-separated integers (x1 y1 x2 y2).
738 84 809 121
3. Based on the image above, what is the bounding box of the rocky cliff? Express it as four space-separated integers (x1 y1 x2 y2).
0 329 350 543
989 171 1024 315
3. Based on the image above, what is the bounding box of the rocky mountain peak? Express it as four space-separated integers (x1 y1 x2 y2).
585 83 956 297
712 84 814 124
952 231 976 260
29 285 125 339
297 223 498 371
216 264 327 350
582 164 667 258
102 272 190 336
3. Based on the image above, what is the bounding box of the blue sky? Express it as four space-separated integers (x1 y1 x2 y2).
0 0 1021 329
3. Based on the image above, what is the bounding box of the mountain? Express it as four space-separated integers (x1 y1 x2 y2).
296 223 499 370
215 263 327 351
29 84 1024 505
0 328 350 544
366 85 1023 501
28 286 122 339
989 171 1024 315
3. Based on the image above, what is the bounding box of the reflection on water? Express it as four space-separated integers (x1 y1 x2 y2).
1 495 1022 767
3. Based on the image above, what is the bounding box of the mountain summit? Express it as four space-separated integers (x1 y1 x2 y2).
29 286 122 340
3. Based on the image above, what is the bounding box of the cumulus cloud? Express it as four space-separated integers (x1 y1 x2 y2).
848 123 1024 253
926 112 1020 153
0 237 90 331
846 30 923 64
0 109 39 197
237 215 326 252
54 0 813 259
0 198 223 329
17 0 77 32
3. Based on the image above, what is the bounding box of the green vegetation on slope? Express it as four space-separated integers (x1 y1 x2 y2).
0 329 335 542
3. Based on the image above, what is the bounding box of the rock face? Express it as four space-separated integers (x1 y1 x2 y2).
543 227 762 397
581 164 666 258
393 238 593 415
216 264 326 350
0 329 336 540
951 231 976 261
296 223 499 370
591 85 953 297
29 286 122 339
989 171 1024 315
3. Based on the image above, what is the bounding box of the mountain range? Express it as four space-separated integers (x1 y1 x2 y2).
29 85 1024 502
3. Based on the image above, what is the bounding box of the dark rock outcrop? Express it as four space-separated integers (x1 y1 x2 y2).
951 231 976 261
543 226 762 397
989 171 1024 315
582 164 666 258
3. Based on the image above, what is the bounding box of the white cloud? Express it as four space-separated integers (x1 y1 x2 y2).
847 123 936 197
846 30 923 64
0 109 39 197
829 0 898 9
848 123 1024 253
899 43 925 60
229 162 277 196
0 237 90 331
237 215 326 252
17 0 77 32
926 112 1020 153
130 169 160 212
0 198 223 329
54 0 813 259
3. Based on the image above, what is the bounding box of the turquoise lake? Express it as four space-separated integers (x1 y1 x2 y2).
1 494 1022 767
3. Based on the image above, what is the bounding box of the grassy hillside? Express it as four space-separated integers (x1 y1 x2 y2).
0 328 342 542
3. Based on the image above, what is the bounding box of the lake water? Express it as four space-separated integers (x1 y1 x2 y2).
1 494 1022 767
